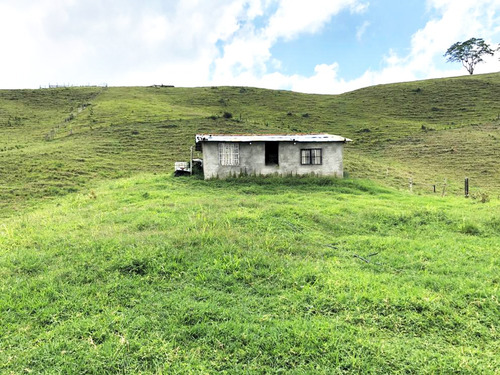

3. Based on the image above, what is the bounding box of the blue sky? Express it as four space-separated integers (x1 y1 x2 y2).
0 0 499 93
271 0 429 79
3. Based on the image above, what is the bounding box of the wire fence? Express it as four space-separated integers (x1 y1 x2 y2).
406 177 492 202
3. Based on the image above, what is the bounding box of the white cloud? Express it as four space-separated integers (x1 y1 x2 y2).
0 0 498 92
212 0 500 94
289 63 343 94
211 0 369 88
356 21 370 41
0 0 373 89
140 15 170 45
264 0 368 41
0 0 251 88
392 0 500 76
275 0 500 93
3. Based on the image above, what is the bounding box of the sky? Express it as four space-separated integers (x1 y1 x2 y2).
0 0 499 94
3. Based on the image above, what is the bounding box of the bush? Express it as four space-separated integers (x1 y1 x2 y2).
471 192 490 203
459 220 481 235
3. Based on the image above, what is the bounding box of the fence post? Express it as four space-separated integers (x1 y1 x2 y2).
190 146 194 176
441 179 447 197
465 178 469 198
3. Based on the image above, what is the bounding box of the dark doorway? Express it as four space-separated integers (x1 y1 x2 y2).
265 142 279 165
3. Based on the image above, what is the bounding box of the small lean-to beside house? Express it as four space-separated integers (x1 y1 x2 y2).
195 134 352 179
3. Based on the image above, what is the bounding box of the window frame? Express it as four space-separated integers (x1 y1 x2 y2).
300 148 323 165
218 142 240 166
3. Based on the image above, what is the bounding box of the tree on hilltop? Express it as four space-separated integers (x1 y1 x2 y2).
444 38 495 75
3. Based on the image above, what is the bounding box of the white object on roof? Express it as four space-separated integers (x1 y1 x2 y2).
195 133 352 143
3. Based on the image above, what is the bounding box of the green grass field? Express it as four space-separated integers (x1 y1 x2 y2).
1 175 499 373
0 74 499 373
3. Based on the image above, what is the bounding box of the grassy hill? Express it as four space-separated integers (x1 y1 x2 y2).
1 175 499 373
1 73 499 216
0 75 499 372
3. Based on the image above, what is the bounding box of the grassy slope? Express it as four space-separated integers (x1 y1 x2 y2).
1 73 500 216
0 75 499 372
0 175 499 373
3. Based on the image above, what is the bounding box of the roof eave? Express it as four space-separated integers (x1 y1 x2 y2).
195 134 352 143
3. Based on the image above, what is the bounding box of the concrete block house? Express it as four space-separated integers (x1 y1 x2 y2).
195 134 352 179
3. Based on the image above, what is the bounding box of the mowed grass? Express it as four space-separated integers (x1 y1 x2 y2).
1 175 499 373
1 73 500 217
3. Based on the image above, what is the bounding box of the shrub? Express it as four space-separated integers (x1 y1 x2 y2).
471 192 490 203
459 220 481 235
356 128 371 133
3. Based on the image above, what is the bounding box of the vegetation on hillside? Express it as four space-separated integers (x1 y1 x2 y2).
1 75 499 372
1 73 499 216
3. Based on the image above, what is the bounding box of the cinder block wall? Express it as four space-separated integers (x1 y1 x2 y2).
201 142 345 179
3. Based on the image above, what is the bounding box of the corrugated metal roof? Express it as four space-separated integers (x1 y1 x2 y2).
195 134 352 143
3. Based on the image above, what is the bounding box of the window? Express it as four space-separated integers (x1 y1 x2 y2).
265 142 279 165
218 143 239 166
301 148 322 165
